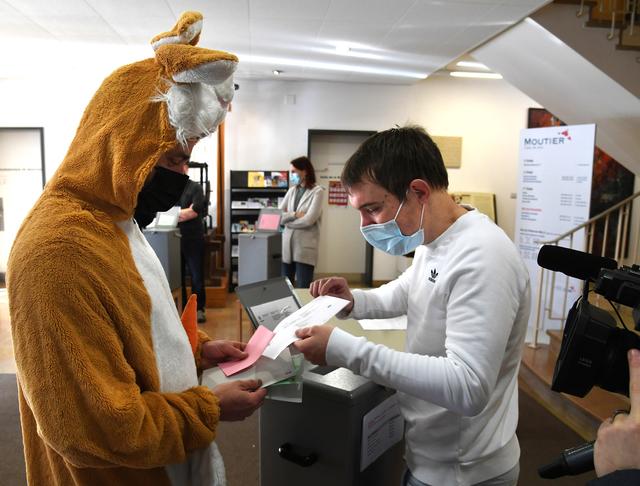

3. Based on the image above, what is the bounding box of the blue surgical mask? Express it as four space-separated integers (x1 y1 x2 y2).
290 173 301 186
360 200 425 256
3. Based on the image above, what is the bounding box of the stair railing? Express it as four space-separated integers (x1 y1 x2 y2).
529 190 640 348
575 0 637 39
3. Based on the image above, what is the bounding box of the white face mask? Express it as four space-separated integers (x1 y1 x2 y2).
360 199 425 256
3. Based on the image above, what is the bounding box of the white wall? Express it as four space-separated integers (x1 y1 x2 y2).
0 77 103 182
0 129 44 273
225 75 540 279
0 72 540 281
309 132 371 276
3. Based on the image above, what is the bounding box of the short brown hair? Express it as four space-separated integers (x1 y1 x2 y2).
341 126 448 200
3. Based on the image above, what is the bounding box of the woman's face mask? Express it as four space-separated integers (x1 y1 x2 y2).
290 172 301 186
360 199 425 256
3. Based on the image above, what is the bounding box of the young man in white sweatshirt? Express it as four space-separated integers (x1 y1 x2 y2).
294 126 531 486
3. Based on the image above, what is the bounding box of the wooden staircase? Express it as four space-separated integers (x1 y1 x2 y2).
520 329 630 441
557 0 640 50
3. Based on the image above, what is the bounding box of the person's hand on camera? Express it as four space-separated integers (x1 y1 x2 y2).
594 349 640 477
309 277 354 314
293 325 335 365
295 211 305 219
200 340 247 370
213 379 267 421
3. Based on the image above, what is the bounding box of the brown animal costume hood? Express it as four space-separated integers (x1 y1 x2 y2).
7 12 236 486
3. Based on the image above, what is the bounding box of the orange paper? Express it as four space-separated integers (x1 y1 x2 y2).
181 294 199 355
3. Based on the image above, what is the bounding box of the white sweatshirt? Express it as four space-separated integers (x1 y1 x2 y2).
326 209 530 486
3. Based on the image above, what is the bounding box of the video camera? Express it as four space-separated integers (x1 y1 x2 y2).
537 245 640 398
536 245 640 479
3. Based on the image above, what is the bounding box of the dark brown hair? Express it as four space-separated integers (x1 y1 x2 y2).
290 156 316 187
341 126 448 201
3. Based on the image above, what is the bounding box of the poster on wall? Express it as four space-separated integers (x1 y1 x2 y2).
328 180 348 206
515 123 596 342
528 108 635 257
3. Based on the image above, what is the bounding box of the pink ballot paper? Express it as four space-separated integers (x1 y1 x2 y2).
218 325 275 377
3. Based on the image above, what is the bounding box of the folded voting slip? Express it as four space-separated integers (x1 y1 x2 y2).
218 325 274 377
202 348 295 389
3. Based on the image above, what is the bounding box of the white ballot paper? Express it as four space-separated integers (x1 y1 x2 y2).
361 394 404 471
201 348 296 389
262 295 350 360
358 315 407 331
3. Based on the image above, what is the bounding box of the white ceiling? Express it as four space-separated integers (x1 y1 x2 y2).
0 0 550 84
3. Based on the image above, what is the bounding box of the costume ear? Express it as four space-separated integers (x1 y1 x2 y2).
151 11 203 50
151 11 238 144
155 44 238 85
152 12 238 85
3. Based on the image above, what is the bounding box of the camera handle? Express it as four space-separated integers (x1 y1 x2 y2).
538 441 595 479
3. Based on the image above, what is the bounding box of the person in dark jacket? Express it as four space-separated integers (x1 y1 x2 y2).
178 164 208 323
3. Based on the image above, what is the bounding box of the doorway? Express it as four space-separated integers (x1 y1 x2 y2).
307 129 375 286
0 128 45 282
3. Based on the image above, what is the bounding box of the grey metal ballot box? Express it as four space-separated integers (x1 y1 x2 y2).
260 365 405 486
238 232 282 286
143 229 181 291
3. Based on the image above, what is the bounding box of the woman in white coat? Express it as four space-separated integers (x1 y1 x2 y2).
279 156 324 288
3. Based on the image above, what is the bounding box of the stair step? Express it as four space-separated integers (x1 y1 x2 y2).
620 25 640 49
520 343 630 440
553 0 596 6
585 19 626 28
547 329 562 357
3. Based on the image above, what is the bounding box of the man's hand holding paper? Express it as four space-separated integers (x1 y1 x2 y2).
261 295 350 360
293 325 335 366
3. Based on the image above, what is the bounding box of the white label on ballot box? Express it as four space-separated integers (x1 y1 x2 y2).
361 394 404 471
250 296 298 330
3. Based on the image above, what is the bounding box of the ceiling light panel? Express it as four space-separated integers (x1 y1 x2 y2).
456 61 489 70
238 53 427 79
450 71 502 79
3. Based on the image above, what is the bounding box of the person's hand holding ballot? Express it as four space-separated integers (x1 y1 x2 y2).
262 294 350 360
294 276 356 365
